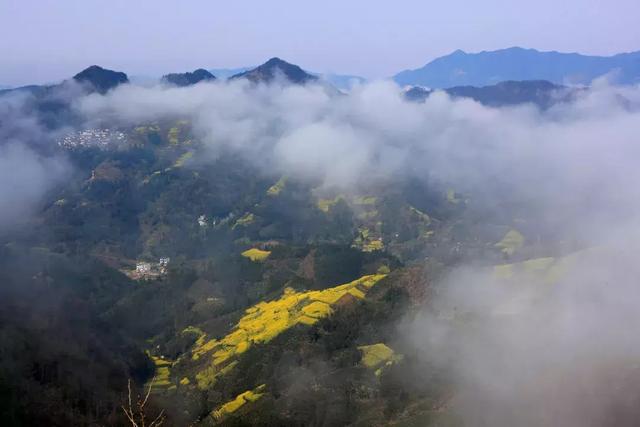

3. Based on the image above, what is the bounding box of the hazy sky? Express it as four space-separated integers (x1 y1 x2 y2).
1 0 638 86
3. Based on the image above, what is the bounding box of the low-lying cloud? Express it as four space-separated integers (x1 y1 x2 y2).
0 89 72 231
0 142 68 231
77 79 640 224
405 234 640 426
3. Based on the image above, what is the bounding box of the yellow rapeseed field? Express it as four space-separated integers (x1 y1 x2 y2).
192 274 386 388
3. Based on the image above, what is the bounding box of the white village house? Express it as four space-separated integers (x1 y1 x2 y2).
133 258 170 278
136 262 152 273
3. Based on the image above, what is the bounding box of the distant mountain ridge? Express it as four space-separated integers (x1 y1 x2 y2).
404 80 575 109
162 69 216 86
394 47 640 88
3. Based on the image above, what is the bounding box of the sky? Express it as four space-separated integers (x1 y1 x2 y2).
1 0 639 86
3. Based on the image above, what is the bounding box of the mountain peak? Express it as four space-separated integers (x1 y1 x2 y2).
501 46 530 52
73 65 128 93
264 57 285 65
162 68 216 87
230 57 317 84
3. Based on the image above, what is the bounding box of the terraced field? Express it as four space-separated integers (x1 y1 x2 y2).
190 274 386 388
211 384 266 421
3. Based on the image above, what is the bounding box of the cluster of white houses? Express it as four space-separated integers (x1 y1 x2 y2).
136 257 171 276
58 129 126 149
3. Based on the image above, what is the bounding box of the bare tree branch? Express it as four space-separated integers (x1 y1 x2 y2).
121 377 163 427
148 409 166 427
127 379 133 416
141 376 155 409
121 404 139 427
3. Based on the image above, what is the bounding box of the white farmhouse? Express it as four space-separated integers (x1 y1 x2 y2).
136 262 152 273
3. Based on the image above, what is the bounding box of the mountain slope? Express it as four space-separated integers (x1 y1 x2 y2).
394 47 640 87
230 57 318 84
162 69 216 87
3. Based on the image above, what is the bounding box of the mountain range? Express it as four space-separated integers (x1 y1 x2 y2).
3 48 640 116
394 47 640 88
7 47 640 95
